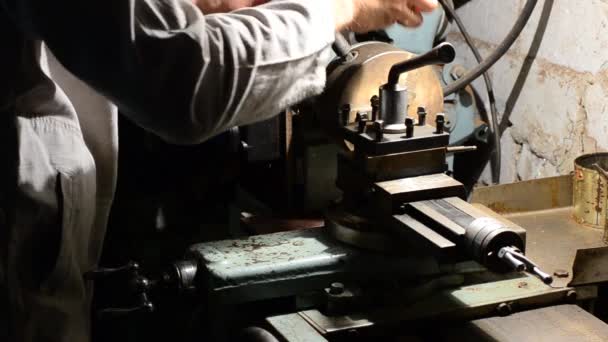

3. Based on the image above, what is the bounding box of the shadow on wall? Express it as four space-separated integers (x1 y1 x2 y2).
453 0 472 9
500 0 555 135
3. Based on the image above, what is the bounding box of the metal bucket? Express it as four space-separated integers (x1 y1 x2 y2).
573 153 608 230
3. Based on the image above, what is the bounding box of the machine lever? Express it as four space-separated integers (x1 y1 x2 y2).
499 249 526 272
85 261 157 318
332 32 352 59
387 42 456 85
84 261 139 280
498 246 553 284
98 297 155 318
531 267 554 285
446 146 478 154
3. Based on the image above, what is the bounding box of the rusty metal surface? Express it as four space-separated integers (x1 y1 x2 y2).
502 208 605 288
470 175 573 214
472 176 608 288
299 274 571 335
438 304 608 342
573 153 608 229
267 313 328 342
571 247 608 286
189 228 454 304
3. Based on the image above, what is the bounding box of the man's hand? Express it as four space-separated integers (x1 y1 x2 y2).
194 0 438 31
336 0 439 32
194 0 269 14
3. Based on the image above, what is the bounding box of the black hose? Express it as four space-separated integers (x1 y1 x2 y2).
441 0 538 183
438 0 501 183
442 0 538 96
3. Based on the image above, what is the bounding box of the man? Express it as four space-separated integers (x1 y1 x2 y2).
0 0 438 340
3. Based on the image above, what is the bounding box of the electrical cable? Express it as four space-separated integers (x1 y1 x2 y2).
438 0 501 183
442 0 538 96
440 0 538 183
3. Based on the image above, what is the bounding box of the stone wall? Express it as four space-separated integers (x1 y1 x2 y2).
449 0 608 183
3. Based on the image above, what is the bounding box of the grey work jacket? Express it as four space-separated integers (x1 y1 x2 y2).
0 1 335 341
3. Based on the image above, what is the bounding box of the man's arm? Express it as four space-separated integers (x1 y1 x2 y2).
7 0 436 144
194 0 269 14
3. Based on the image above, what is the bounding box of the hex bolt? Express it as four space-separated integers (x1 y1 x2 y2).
450 64 467 81
356 112 369 133
405 117 415 138
356 111 369 122
554 269 570 278
370 95 380 121
435 113 446 134
496 302 512 316
417 106 427 126
373 120 384 142
357 120 366 133
329 282 345 295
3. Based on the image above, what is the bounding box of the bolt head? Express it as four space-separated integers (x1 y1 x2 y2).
554 269 570 278
566 290 578 302
370 95 380 107
450 65 467 80
143 301 155 313
497 303 512 316
329 282 345 295
356 112 369 122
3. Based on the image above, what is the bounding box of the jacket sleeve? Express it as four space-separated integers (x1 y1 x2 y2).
6 0 336 144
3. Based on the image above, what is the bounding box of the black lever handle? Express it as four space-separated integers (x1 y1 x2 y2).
98 298 154 318
332 32 352 59
85 261 156 318
84 261 140 281
387 42 456 85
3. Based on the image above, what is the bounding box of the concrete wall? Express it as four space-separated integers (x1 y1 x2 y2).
449 0 608 184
